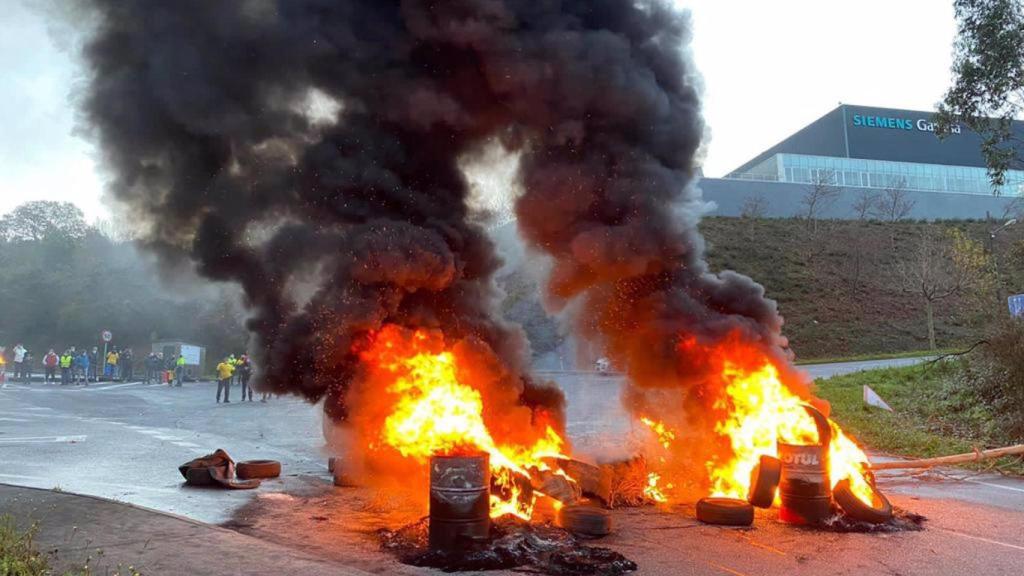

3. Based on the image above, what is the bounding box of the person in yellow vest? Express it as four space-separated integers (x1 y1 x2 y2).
59 350 74 386
105 349 119 381
226 354 238 387
216 357 235 404
174 354 186 387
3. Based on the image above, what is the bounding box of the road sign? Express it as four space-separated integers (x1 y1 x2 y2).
101 330 113 343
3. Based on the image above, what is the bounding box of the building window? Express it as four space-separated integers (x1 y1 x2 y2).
729 153 1024 197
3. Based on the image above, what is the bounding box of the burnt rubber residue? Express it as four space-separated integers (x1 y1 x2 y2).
823 507 927 533
379 517 637 575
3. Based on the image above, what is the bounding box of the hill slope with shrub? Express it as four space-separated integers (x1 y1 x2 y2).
497 217 1024 361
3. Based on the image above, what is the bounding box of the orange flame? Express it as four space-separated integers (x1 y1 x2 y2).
709 357 875 505
640 417 676 450
638 334 875 507
361 325 569 520
644 472 668 503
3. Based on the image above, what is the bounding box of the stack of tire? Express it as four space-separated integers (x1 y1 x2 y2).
695 454 893 526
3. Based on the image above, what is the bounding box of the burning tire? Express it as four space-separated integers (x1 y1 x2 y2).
236 459 282 479
833 479 893 524
557 504 612 537
802 403 832 446
747 455 782 508
696 497 754 526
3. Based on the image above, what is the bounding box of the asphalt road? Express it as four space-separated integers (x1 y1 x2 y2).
2 356 1022 575
800 356 932 379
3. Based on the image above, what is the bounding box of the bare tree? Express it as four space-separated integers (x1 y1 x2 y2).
801 169 841 231
873 177 916 222
851 190 879 220
1001 196 1024 221
740 194 769 219
896 225 970 350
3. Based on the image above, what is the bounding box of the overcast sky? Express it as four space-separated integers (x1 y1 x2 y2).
0 0 956 223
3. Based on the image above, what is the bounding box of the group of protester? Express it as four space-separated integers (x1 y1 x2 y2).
214 354 265 404
5 343 100 385
2 344 256 394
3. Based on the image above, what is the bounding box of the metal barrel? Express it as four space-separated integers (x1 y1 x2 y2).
428 453 491 550
777 442 832 525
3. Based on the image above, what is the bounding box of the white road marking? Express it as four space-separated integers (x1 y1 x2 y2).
122 425 205 450
0 435 87 444
939 528 1024 552
932 472 1024 495
960 478 1024 495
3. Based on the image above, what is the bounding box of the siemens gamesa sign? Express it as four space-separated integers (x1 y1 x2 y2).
852 114 961 134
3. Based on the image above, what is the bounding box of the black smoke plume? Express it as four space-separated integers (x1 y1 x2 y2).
75 0 796 471
74 0 568 420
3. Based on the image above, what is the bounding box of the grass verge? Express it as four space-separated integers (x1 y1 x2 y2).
814 363 1024 475
0 514 141 576
0 514 49 576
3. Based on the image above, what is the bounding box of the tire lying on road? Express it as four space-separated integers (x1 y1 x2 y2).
833 478 893 524
747 455 782 508
236 459 282 480
185 467 216 486
557 504 612 537
696 497 754 526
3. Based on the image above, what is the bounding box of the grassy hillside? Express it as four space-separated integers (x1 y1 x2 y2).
702 217 1024 359
497 217 1024 361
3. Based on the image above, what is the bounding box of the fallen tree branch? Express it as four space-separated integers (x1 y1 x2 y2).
871 444 1024 470
925 340 988 366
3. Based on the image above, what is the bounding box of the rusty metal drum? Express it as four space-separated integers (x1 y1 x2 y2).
777 441 832 525
429 453 491 550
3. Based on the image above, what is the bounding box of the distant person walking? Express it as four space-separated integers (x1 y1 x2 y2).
174 354 186 387
120 348 134 382
105 348 119 381
226 354 237 387
216 357 235 403
12 344 26 383
59 350 73 386
22 351 33 382
74 351 90 385
238 355 253 402
43 349 58 383
144 352 158 384
88 347 99 382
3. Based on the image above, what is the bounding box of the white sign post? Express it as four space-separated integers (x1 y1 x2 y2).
100 331 112 382
863 385 894 412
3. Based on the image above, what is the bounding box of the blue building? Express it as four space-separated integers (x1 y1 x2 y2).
700 104 1024 220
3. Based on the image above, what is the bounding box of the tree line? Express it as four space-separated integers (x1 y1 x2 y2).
0 201 247 366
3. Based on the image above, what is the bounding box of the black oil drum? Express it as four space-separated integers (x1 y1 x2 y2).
777 442 831 525
429 453 491 550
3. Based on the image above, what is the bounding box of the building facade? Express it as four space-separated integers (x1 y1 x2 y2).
700 104 1024 220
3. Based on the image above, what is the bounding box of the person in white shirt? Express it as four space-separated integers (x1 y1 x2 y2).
13 344 27 382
